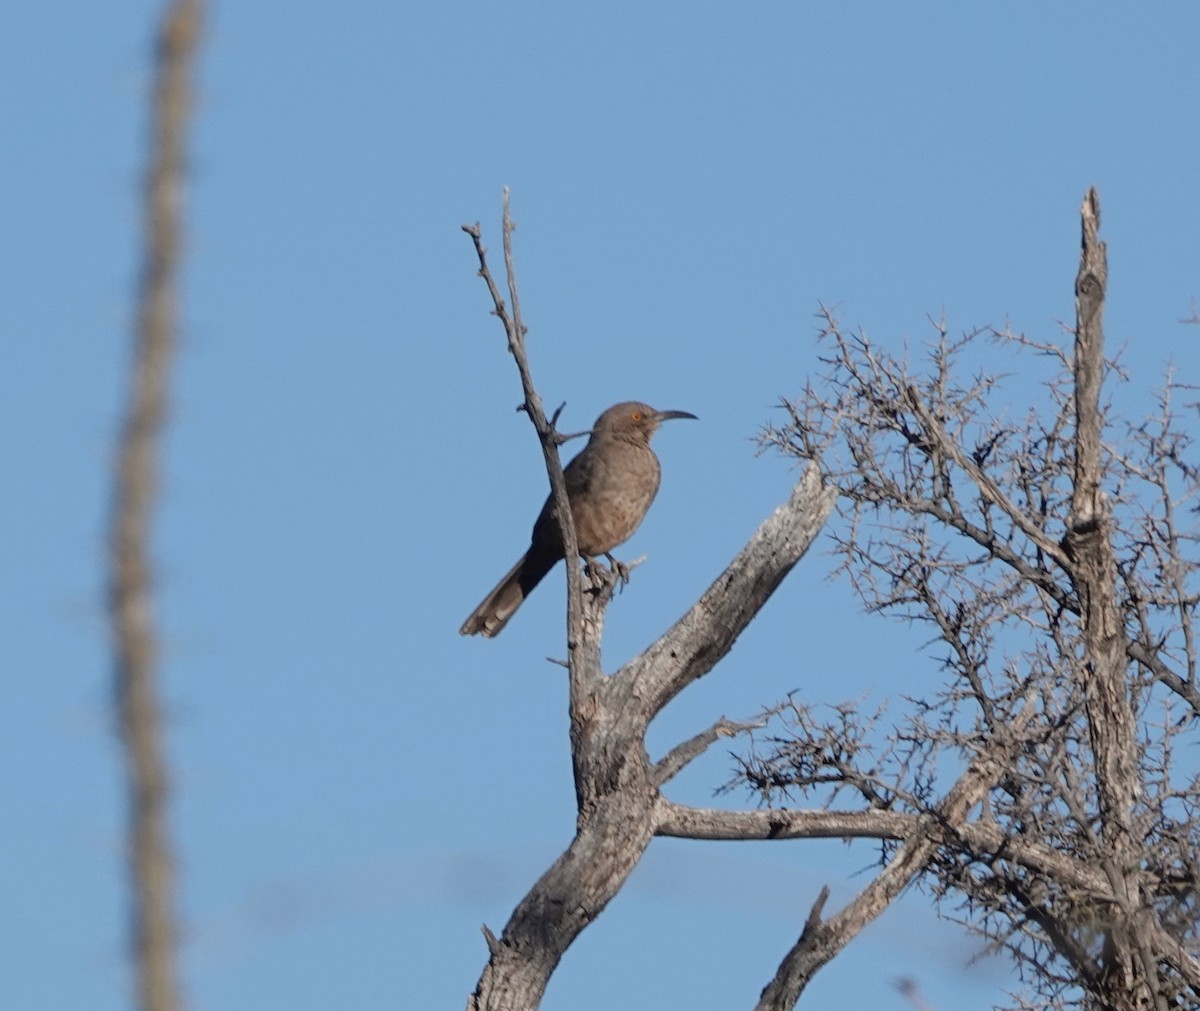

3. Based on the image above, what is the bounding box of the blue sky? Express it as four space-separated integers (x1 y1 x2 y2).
5 3 1200 1009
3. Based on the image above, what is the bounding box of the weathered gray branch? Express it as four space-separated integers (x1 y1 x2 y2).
658 796 1200 992
654 800 912 842
1063 188 1158 1008
616 466 836 717
108 3 203 1011
470 793 658 1011
656 801 1114 898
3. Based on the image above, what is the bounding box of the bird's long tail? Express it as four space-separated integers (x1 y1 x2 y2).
459 548 559 637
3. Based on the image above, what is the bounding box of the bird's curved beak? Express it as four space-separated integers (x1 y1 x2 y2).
655 409 698 423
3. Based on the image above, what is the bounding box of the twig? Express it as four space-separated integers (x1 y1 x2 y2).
803 886 831 934
652 716 766 787
481 924 502 958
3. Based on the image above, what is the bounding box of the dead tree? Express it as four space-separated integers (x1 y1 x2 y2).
462 189 1200 1009
460 190 1129 1009
460 194 838 1010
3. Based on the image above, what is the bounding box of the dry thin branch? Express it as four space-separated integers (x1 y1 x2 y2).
460 211 585 654
652 715 766 787
108 3 204 1011
461 201 602 795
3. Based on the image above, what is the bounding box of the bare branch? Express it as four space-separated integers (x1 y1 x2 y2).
1061 187 1152 1005
652 715 766 787
461 208 590 671
461 202 602 794
654 800 912 842
657 799 1125 904
1071 187 1108 520
617 466 836 716
903 384 1072 571
481 924 502 958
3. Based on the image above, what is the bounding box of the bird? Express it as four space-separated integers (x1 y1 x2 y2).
459 401 697 638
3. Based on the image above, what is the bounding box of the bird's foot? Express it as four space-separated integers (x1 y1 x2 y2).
582 554 642 596
605 553 632 590
583 556 609 590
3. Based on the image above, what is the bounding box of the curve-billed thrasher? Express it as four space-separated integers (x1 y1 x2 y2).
459 401 697 638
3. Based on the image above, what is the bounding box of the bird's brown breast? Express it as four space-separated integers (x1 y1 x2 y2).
532 435 662 557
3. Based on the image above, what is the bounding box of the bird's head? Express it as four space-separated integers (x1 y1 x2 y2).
593 401 698 444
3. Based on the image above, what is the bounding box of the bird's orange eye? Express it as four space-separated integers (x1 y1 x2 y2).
631 411 642 421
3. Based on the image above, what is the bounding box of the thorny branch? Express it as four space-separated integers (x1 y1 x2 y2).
108 3 204 1011
748 190 1200 1010
756 700 1035 1011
